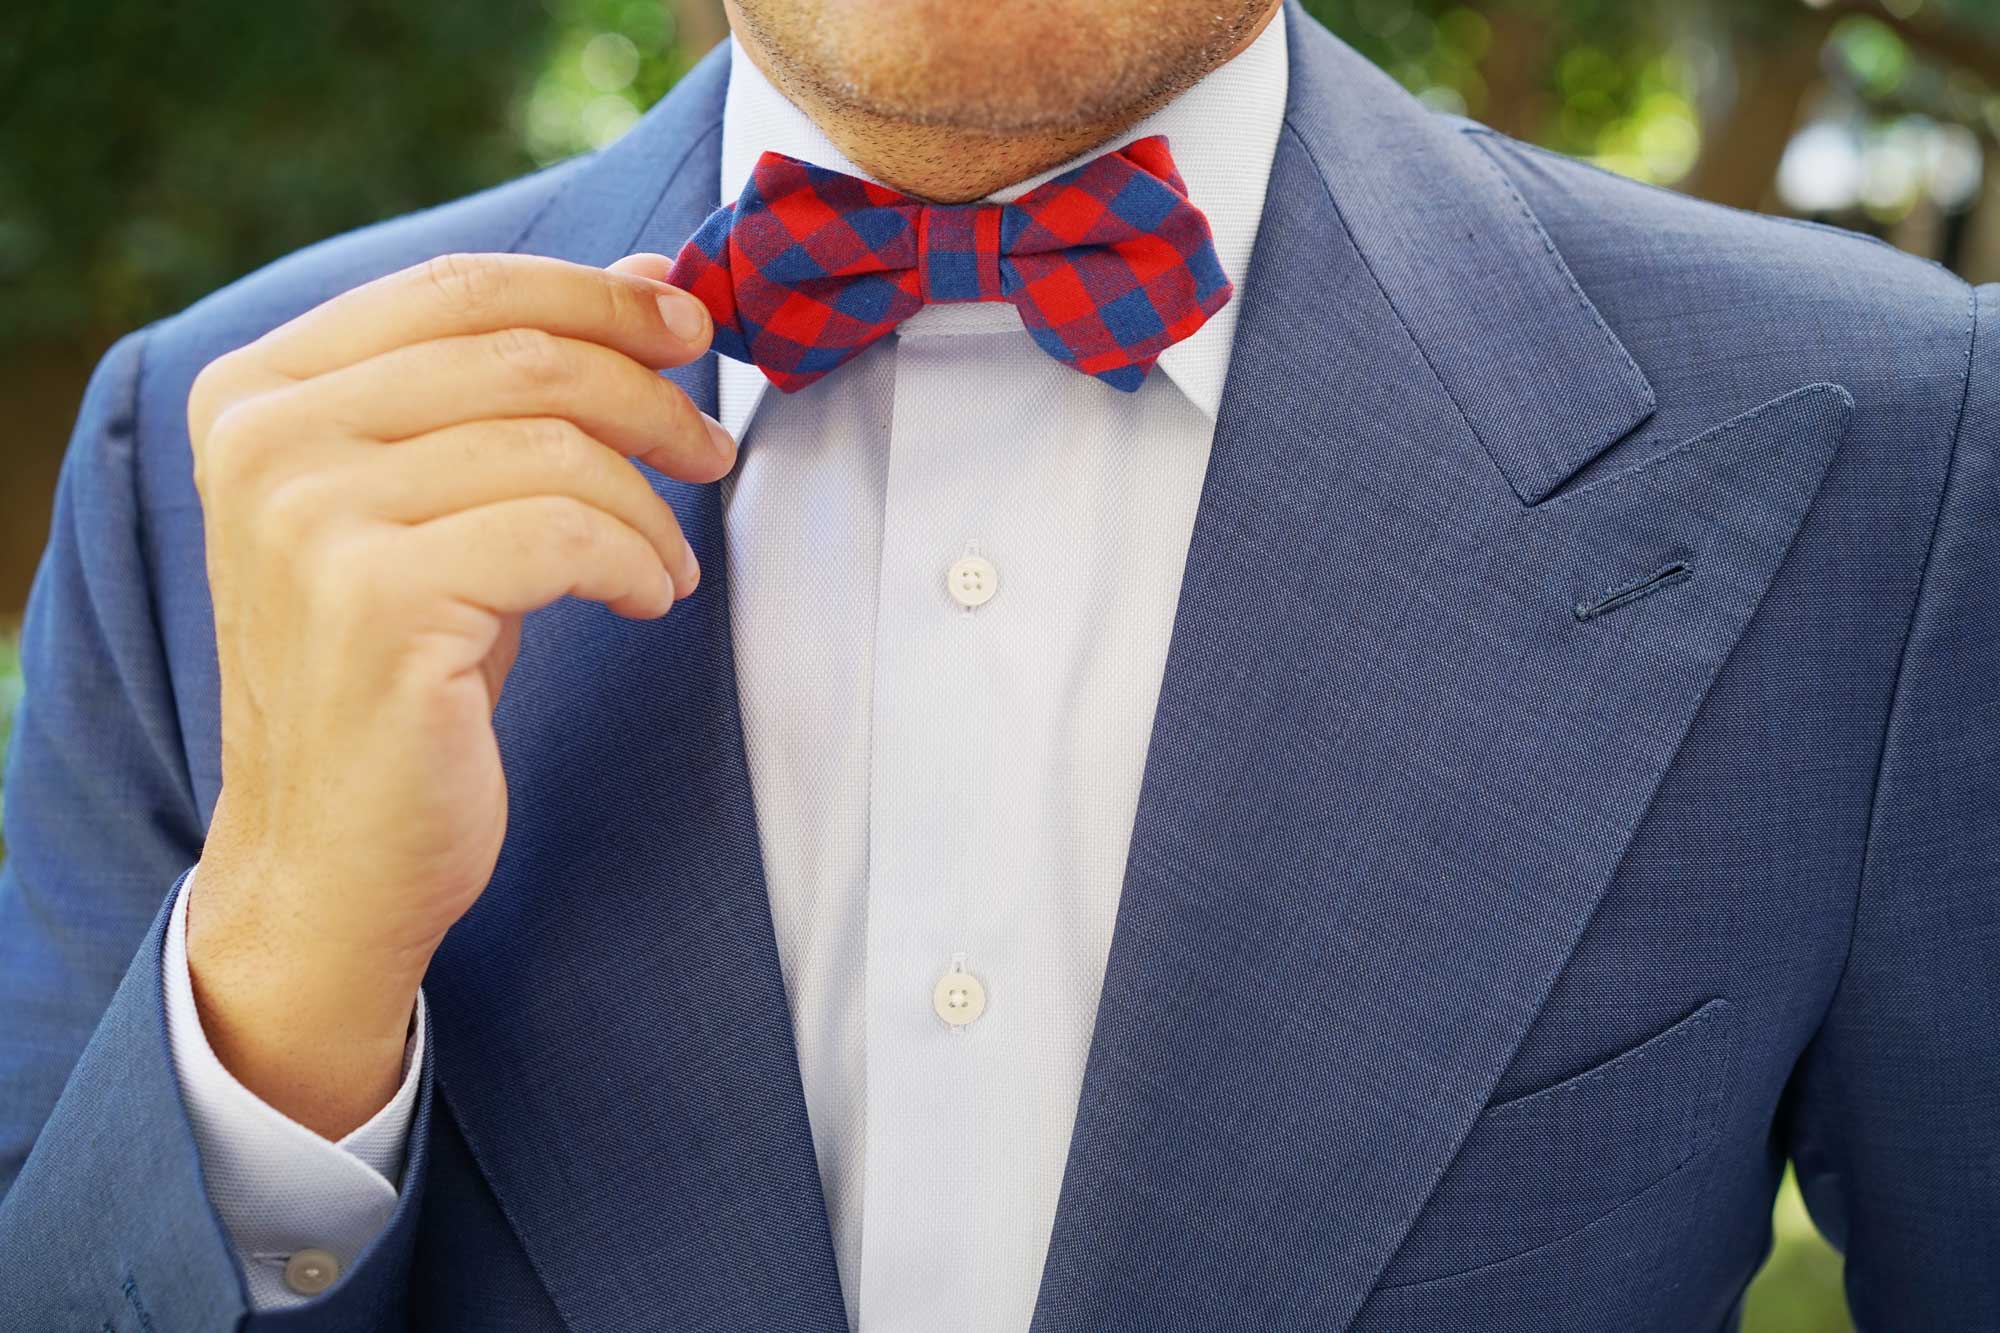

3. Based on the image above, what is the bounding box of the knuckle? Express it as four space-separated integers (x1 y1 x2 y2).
188 347 255 442
541 496 603 559
654 376 701 436
306 532 386 624
488 326 570 385
187 360 227 435
196 398 277 498
419 251 508 319
515 416 591 474
596 274 641 333
255 473 335 546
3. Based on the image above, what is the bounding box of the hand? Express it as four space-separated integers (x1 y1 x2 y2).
182 251 728 1138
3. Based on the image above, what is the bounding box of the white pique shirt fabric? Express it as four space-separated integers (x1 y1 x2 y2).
163 16 1288 1327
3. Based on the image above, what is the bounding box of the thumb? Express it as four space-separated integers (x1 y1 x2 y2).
607 251 678 284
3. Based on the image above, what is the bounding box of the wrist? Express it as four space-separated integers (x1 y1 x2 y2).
188 946 421 1141
186 861 427 1140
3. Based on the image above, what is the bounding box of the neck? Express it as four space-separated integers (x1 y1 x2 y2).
723 1 1282 204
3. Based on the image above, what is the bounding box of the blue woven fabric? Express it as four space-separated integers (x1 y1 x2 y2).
2 4 1996 1329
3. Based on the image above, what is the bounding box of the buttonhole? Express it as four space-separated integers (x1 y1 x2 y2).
1573 561 1692 623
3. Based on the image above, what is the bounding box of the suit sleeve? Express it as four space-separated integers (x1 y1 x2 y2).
0 328 433 1330
1784 281 2000 1329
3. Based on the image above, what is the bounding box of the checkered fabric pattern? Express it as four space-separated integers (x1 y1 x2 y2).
666 135 1233 392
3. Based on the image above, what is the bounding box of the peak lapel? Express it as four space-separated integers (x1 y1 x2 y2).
1030 8 1852 1331
1268 0 1659 506
422 45 849 1333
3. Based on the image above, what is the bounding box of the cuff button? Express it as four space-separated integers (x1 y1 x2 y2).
283 1247 341 1296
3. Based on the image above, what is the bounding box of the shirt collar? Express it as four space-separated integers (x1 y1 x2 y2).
714 14 1289 438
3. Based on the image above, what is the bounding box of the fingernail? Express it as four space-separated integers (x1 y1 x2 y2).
657 288 709 343
702 414 737 460
663 543 699 603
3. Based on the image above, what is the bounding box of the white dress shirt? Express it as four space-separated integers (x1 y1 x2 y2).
163 16 1288 1326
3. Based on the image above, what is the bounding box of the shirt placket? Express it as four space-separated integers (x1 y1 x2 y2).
858 319 1022 1330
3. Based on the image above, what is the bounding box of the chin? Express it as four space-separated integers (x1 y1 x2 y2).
735 0 1234 134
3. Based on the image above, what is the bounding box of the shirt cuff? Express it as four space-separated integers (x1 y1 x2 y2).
161 862 427 1310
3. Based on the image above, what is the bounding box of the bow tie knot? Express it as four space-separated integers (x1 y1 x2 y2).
916 205 1008 304
667 135 1232 393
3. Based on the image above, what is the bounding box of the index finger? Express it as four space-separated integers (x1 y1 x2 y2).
250 251 713 381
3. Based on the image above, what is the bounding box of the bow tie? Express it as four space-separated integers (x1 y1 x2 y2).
666 135 1232 393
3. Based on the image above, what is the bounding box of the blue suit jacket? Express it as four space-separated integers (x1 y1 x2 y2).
3 6 1997 1329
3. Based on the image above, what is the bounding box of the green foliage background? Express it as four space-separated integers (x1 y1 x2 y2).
10 3 2000 1326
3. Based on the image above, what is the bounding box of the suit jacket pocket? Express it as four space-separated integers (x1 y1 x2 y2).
1376 997 1738 1288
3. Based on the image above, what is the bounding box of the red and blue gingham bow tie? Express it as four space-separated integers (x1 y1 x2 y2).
666 135 1232 393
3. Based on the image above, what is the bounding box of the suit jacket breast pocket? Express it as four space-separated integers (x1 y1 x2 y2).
1376 997 1739 1289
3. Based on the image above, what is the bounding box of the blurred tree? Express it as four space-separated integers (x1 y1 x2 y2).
516 0 720 167
0 0 607 614
1300 0 2000 256
0 0 559 351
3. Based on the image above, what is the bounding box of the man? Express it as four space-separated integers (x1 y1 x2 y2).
0 0 1994 1326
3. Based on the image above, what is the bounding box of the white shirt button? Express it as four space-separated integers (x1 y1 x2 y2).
946 554 998 608
283 1247 341 1296
932 969 987 1026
